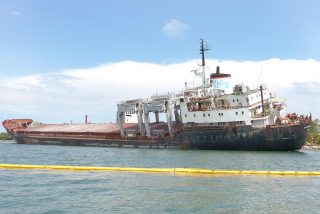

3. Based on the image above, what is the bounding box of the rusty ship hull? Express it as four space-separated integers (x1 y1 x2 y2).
2 40 312 151
2 119 309 151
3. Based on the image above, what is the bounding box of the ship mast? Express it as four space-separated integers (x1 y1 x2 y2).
199 39 209 87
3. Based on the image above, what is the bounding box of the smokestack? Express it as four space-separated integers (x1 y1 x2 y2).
216 66 220 74
85 115 88 124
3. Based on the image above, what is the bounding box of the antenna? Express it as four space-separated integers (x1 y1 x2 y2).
199 39 209 67
257 67 263 88
199 39 210 87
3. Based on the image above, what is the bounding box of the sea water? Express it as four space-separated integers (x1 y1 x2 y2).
1 141 320 213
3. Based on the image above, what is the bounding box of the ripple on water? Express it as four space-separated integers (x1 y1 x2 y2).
1 142 320 213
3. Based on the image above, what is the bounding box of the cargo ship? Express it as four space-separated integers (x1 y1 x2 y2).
2 40 311 150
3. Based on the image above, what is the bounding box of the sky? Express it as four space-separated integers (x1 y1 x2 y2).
1 0 320 130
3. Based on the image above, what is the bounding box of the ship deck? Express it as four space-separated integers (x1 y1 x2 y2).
14 121 182 136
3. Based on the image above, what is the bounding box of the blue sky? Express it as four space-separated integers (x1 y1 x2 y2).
1 0 320 75
1 1 320 129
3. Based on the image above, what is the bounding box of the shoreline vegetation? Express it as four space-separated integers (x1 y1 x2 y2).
0 132 13 140
304 119 320 149
1 119 319 148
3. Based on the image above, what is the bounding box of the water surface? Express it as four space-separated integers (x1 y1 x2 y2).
1 141 320 213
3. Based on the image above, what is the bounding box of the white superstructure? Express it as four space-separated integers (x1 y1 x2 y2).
117 39 287 137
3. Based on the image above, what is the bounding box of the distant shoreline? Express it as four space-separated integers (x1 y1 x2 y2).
0 133 13 141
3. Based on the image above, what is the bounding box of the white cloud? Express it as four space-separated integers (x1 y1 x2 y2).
1 58 320 129
10 11 22 16
162 19 189 39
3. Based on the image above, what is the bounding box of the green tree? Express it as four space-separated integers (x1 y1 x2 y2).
306 119 320 145
32 121 43 125
0 132 13 140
